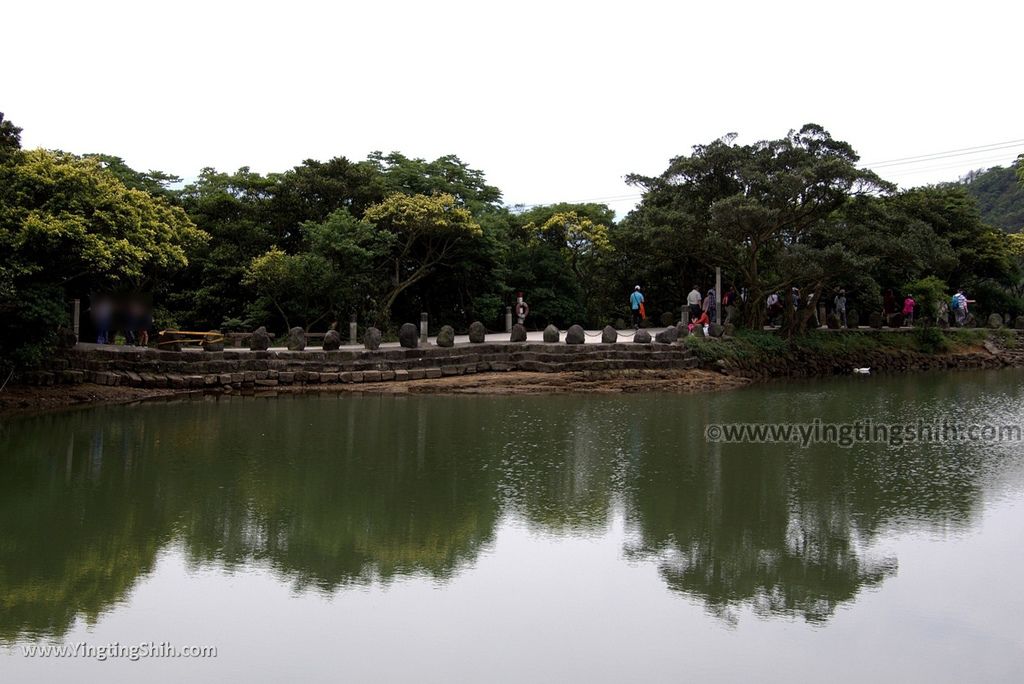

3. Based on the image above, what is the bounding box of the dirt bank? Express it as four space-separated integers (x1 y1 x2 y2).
0 384 185 418
317 368 751 395
0 369 748 418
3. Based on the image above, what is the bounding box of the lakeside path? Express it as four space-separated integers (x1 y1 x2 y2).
5 327 1016 418
73 324 928 356
75 326 669 353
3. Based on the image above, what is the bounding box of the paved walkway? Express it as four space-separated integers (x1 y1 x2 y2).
75 324 941 353
74 327 673 353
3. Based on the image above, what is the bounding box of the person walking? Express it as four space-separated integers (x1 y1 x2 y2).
629 286 645 328
902 294 916 327
687 285 702 322
834 289 848 328
90 295 112 345
766 292 783 327
722 285 738 323
703 287 717 323
951 289 974 327
883 289 897 326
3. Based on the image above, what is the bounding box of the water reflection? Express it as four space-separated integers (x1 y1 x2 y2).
1 370 1022 640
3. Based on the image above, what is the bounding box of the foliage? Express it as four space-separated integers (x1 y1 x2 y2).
243 209 391 331
903 276 948 326
85 154 183 199
627 124 892 331
523 208 614 323
6 112 1024 368
0 134 206 368
913 326 949 353
361 193 482 324
0 111 22 164
956 161 1024 232
3 150 205 286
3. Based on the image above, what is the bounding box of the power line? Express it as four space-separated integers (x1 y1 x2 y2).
512 139 1023 209
515 193 642 210
880 152 1022 179
862 139 1024 168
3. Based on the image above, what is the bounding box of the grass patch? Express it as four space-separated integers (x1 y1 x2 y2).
685 327 1000 364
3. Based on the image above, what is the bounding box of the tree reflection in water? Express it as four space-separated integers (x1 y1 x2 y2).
1 371 1020 640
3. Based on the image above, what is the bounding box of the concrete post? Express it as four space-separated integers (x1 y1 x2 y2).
72 299 80 337
349 314 358 345
505 306 513 333
420 312 428 343
715 267 722 325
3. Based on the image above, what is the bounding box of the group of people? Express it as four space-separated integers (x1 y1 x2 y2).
89 296 153 346
629 284 735 334
631 282 980 331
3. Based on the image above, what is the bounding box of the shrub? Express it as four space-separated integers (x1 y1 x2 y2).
903 276 948 326
913 326 949 353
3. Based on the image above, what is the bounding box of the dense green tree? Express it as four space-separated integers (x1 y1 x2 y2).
361 193 482 324
627 125 892 329
171 167 280 328
502 203 617 327
956 161 1024 232
888 185 1015 288
369 153 509 328
85 153 182 200
0 111 22 164
267 156 387 245
368 151 503 213
0 144 206 365
243 209 390 330
525 209 613 322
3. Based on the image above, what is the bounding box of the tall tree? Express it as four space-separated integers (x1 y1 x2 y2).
362 193 482 324
0 148 206 366
0 111 22 164
627 125 892 328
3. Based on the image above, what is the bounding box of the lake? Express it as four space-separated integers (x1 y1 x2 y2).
2 370 1024 682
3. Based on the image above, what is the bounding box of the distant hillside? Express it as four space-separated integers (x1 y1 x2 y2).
955 161 1024 232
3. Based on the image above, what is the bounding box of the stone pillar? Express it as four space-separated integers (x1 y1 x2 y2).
420 312 428 343
505 306 513 333
715 267 722 325
349 314 358 345
72 299 80 337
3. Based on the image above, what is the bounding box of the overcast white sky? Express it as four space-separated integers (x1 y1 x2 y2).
3 0 1021 217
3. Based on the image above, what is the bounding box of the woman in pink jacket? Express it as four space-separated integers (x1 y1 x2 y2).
902 294 916 327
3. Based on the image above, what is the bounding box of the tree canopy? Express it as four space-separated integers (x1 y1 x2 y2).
956 160 1024 232
0 132 205 367
2 112 1022 368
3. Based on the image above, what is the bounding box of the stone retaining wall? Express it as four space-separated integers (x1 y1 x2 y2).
25 343 699 389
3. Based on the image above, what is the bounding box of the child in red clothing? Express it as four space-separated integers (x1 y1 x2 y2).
688 310 710 333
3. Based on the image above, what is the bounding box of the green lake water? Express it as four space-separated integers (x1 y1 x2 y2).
2 370 1024 682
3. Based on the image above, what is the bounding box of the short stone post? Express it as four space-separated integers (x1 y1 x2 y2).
420 312 429 343
505 306 513 332
349 313 358 345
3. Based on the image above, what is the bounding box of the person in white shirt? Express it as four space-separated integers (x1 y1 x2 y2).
687 285 702 322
